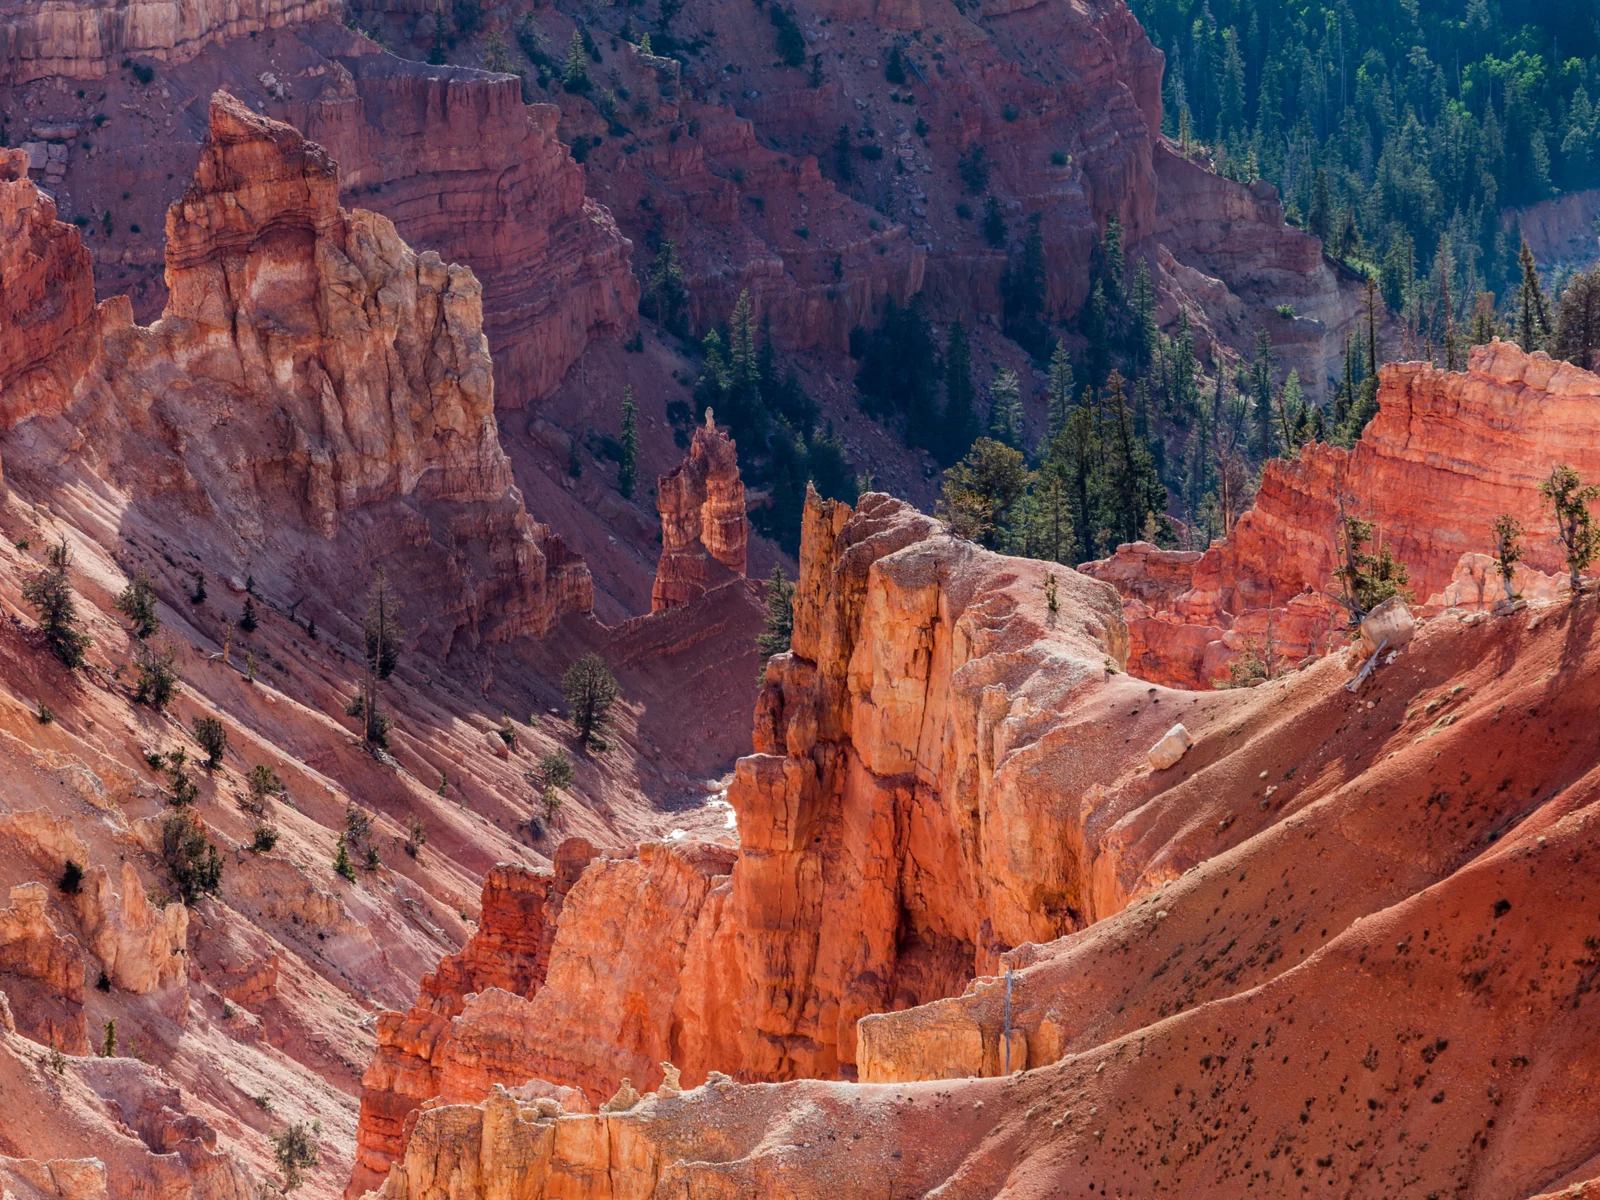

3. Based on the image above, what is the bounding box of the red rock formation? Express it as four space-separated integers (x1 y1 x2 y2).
1152 144 1365 389
0 0 332 83
2 90 594 651
346 852 594 1198
0 148 95 427
282 55 639 405
376 531 1600 1200
651 416 748 612
1087 342 1600 686
0 883 87 1054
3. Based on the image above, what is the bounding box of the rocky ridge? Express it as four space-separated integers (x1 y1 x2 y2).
1085 340 1600 687
363 470 1600 1199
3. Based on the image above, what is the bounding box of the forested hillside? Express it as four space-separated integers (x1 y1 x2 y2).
1135 0 1600 322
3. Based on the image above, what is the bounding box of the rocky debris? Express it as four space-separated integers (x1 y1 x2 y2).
651 416 748 612
1357 596 1414 656
1089 342 1600 686
1425 551 1568 610
1146 723 1193 770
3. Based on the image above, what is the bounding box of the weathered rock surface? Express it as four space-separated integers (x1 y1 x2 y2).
368 539 1600 1200
0 0 332 82
346 856 589 1197
1086 341 1600 686
282 54 638 406
0 149 95 425
3 89 593 652
651 417 747 612
0 883 87 1053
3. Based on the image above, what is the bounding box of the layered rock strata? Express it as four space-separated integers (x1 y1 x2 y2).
650 417 747 612
1085 341 1600 686
0 0 332 83
1 90 593 653
369 524 1600 1200
347 853 593 1198
283 53 638 406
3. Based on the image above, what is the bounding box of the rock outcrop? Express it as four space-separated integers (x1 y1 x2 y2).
367 520 1600 1200
2 90 593 652
347 855 593 1198
0 0 332 83
283 54 638 406
1085 341 1600 686
0 148 96 427
0 883 87 1054
650 417 747 612
73 862 186 996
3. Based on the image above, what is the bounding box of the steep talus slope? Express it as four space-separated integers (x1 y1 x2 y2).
1085 341 1600 687
373 546 1600 1200
0 96 761 1198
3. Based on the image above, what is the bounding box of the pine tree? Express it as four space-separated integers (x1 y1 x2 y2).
563 30 591 91
986 369 1023 448
115 572 160 640
23 539 90 669
1131 258 1156 369
756 564 795 660
562 653 620 748
617 386 639 499
1250 330 1276 459
1084 281 1111 385
1026 457 1075 563
1170 309 1196 416
1491 513 1523 604
1554 265 1600 371
1308 167 1332 242
936 439 1031 550
1469 291 1496 347
1102 371 1166 546
360 570 403 748
1515 239 1552 352
1045 341 1074 441
1099 215 1124 307
941 322 978 464
1277 369 1304 452
643 241 689 335
1060 404 1104 562
1540 464 1600 591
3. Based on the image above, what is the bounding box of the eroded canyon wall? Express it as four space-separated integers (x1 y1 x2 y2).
1086 341 1600 686
367 524 1600 1200
4 89 594 653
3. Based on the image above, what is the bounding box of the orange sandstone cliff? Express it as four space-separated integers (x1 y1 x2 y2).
1085 341 1600 687
366 482 1600 1200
